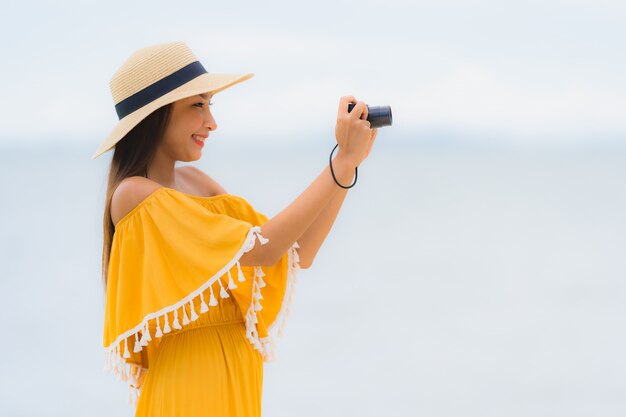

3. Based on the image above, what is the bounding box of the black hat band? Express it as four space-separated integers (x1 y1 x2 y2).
115 61 208 119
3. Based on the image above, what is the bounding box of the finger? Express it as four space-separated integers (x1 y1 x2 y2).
338 95 357 116
349 101 367 120
368 128 377 146
366 131 376 156
361 102 369 121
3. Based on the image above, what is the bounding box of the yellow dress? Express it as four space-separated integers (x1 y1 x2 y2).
102 187 301 416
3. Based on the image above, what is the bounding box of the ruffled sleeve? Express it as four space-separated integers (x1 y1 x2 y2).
102 187 300 403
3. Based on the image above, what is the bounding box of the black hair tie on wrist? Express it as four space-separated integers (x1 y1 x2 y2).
329 143 358 189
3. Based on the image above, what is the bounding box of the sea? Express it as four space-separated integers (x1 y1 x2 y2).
1 134 625 416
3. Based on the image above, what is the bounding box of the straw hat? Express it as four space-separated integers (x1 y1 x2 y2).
91 41 254 160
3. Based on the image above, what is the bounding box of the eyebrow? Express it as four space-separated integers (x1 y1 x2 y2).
198 93 212 99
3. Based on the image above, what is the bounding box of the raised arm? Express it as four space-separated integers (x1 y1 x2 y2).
239 96 376 267
293 128 377 268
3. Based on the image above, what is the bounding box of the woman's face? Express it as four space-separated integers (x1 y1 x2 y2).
160 93 216 161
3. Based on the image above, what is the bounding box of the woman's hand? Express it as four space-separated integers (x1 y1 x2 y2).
334 96 378 168
364 127 378 160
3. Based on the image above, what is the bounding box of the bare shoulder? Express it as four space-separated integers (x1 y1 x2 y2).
110 176 163 227
177 165 228 195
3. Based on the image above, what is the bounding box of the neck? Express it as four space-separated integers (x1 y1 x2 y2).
146 149 178 188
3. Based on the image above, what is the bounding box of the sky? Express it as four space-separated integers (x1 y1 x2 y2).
1 0 625 148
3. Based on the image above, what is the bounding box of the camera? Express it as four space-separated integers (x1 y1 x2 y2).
347 103 393 128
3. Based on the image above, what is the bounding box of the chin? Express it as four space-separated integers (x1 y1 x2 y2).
178 153 201 163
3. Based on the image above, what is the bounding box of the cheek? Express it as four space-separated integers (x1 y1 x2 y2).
178 111 204 133
162 127 187 149
166 112 202 140
189 111 204 127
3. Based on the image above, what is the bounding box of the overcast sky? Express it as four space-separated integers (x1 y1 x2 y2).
1 0 625 148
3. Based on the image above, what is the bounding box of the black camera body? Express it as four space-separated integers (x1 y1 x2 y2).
347 103 393 128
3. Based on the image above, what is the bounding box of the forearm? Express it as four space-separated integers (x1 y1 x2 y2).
239 156 355 266
295 186 348 268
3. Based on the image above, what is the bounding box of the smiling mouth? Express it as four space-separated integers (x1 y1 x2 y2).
192 134 207 144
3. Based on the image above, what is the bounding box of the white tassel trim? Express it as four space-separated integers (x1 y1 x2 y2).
103 346 147 407
129 385 141 407
245 240 301 361
269 241 301 339
103 225 268 407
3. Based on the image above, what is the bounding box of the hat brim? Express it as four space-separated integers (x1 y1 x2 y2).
91 72 254 160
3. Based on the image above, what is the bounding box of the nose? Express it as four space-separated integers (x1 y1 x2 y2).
204 109 217 131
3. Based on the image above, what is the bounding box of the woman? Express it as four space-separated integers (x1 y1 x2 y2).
94 41 377 416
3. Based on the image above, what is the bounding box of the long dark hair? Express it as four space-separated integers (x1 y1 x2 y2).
100 104 173 291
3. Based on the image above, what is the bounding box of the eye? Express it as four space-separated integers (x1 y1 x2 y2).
194 100 214 108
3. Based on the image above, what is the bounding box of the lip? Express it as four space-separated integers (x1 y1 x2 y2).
192 135 205 147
